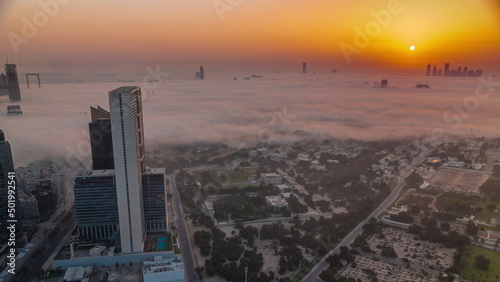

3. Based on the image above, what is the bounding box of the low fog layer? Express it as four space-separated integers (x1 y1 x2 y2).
1 73 499 166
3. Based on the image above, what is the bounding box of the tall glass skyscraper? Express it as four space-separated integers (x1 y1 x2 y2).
89 106 114 170
5 64 21 102
0 130 15 243
73 87 168 253
109 86 146 254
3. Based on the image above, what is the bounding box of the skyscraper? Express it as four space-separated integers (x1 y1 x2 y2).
89 106 114 170
73 86 168 251
199 65 204 80
5 64 21 102
426 64 431 76
109 86 146 254
432 65 437 76
0 130 15 243
444 63 450 76
303 62 307 74
0 73 7 88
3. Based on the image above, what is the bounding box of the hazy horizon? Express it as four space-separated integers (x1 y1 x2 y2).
1 73 499 167
1 0 499 75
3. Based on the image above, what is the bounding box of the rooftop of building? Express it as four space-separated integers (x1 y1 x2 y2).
143 256 183 274
261 172 280 177
76 169 116 178
76 168 165 178
109 86 140 95
143 167 166 175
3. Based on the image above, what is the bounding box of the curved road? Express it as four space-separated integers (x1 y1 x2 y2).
301 150 429 282
170 171 199 282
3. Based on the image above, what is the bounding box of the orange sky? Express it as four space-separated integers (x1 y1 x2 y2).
0 0 499 74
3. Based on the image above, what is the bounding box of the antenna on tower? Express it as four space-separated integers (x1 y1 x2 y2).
10 53 14 63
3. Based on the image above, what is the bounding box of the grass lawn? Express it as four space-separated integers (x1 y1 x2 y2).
461 245 500 282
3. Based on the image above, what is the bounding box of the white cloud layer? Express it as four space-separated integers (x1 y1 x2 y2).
1 73 499 166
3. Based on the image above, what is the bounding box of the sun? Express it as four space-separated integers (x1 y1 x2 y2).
409 45 416 51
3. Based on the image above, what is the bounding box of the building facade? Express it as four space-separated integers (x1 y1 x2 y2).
19 191 40 225
0 130 15 243
142 168 168 232
89 118 114 170
5 64 21 102
73 170 119 241
109 86 146 254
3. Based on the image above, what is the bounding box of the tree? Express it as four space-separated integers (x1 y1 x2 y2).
474 255 490 270
466 221 479 237
486 204 497 211
381 246 398 258
440 222 450 232
406 171 423 187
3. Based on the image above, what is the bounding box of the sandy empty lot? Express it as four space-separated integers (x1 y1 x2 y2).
430 167 490 192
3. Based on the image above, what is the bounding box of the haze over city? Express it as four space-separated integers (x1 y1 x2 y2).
0 1 499 282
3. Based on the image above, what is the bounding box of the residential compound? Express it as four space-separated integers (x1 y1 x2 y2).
73 87 168 253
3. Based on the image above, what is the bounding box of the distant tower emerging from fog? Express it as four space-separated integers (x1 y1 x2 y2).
302 62 307 74
5 64 21 102
432 65 437 76
437 69 442 77
200 65 204 80
109 86 146 254
89 106 114 170
0 130 15 243
381 79 388 88
444 63 450 76
426 64 431 76
0 73 7 88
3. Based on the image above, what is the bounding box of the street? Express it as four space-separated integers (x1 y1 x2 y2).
301 149 430 281
6 212 76 282
170 171 199 282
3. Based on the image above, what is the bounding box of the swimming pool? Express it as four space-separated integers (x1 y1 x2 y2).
156 241 167 250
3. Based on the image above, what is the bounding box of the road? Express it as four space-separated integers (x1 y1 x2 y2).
7 212 76 282
301 150 429 282
170 171 199 282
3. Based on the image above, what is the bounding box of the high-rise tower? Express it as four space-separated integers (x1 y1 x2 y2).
109 86 146 254
426 64 431 76
199 65 204 80
5 64 21 102
89 106 114 170
303 62 307 74
444 63 450 77
0 130 15 243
